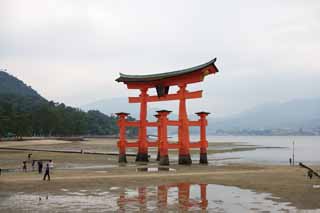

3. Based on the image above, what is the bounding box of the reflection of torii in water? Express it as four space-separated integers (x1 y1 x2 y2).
117 183 208 211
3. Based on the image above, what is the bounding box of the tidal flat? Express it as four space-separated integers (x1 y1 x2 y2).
0 138 319 212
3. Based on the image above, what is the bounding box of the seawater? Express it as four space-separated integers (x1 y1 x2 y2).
205 136 320 165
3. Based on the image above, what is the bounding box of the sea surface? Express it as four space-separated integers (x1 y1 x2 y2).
204 136 320 165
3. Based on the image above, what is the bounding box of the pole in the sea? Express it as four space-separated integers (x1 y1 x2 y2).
292 141 295 166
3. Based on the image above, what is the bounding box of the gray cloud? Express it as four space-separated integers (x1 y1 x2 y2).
0 0 319 116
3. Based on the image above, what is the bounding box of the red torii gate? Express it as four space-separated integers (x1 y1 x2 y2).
115 58 219 165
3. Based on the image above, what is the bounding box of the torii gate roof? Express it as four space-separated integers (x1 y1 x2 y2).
115 58 218 85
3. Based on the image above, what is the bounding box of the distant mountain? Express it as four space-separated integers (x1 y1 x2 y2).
82 97 320 135
82 97 140 117
81 97 198 135
81 97 199 120
82 97 165 120
0 71 45 101
208 98 320 132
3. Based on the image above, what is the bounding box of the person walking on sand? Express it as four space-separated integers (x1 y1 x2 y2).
289 158 292 166
49 160 54 170
43 163 50 181
22 161 27 172
38 161 43 174
32 160 35 171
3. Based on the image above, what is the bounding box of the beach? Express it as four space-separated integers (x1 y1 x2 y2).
0 138 319 211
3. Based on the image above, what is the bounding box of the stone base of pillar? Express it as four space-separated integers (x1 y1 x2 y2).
118 153 127 163
156 151 160 161
199 153 208 164
159 155 169 165
178 154 192 165
136 152 149 162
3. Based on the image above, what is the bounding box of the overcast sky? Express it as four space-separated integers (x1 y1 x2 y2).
1 0 319 117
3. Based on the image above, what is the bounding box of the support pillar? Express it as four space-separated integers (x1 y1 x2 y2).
157 110 171 165
196 112 210 164
154 114 161 161
178 84 192 165
116 112 129 163
136 88 149 162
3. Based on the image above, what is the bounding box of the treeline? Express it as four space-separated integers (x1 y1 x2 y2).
0 94 137 138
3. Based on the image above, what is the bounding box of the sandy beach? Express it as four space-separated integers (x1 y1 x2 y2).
0 138 319 211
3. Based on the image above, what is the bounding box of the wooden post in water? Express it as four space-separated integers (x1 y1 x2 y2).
292 141 295 166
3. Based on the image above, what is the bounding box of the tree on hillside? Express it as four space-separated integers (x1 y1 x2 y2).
0 71 138 138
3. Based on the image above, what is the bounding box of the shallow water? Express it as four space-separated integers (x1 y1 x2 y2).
136 167 176 172
205 136 320 165
152 136 320 165
60 164 116 170
0 183 303 212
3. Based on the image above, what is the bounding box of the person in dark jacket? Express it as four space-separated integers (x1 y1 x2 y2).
32 160 35 171
43 163 50 181
38 161 43 174
289 158 292 166
22 161 27 172
308 170 313 179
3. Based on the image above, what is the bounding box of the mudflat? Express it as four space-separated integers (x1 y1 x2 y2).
0 138 319 210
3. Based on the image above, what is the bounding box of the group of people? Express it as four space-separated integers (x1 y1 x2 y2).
22 154 53 181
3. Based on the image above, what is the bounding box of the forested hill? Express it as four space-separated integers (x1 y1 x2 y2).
0 71 137 138
0 71 45 99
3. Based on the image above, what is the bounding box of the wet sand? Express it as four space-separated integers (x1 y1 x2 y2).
0 139 320 210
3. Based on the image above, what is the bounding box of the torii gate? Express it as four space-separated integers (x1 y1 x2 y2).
115 58 219 165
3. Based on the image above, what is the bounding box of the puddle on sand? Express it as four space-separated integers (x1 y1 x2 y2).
0 183 314 212
61 164 116 170
136 167 176 172
110 187 120 191
95 171 108 173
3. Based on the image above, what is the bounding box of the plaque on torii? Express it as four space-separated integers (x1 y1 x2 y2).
115 58 219 165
